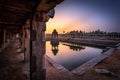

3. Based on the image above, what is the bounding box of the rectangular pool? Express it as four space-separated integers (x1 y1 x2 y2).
46 41 102 71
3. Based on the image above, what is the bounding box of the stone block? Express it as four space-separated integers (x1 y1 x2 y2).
30 30 36 41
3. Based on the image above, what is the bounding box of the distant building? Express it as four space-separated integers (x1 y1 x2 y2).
52 29 58 39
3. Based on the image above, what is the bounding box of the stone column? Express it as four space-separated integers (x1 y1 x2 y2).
31 9 55 80
6 31 9 47
21 26 26 61
0 31 3 48
3 29 6 48
9 32 11 40
31 11 46 80
25 28 30 62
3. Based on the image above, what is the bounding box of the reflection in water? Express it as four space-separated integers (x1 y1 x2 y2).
62 42 85 51
46 41 102 70
50 40 59 55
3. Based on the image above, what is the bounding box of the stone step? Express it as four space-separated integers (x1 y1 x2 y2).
71 48 114 75
116 43 120 47
45 55 72 74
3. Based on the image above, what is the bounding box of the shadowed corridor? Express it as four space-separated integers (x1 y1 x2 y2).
0 39 29 80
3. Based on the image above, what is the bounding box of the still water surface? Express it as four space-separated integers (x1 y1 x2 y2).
46 41 102 70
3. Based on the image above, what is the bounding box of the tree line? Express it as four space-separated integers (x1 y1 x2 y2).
63 29 120 38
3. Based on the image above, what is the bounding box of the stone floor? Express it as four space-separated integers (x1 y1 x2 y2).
0 39 82 80
0 39 120 80
0 40 28 80
46 58 81 80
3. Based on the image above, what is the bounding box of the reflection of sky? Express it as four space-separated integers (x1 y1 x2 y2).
46 41 102 70
46 0 120 33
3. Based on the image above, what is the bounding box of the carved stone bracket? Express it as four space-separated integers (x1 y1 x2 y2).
34 8 55 22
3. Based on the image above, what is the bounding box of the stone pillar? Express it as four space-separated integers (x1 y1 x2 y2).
10 32 13 39
22 27 24 47
3 29 6 48
6 31 10 47
31 11 46 80
25 28 30 62
7 32 10 44
9 32 11 40
30 9 55 80
0 31 3 48
21 26 26 61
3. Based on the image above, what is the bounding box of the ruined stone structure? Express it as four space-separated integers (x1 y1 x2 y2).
0 0 63 80
52 29 58 39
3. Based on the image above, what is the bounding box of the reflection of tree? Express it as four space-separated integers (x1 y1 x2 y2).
62 42 85 51
51 40 59 55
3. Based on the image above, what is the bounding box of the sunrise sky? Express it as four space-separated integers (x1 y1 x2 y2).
46 0 120 34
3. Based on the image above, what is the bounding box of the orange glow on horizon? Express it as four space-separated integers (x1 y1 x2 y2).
45 2 110 34
46 16 90 34
45 0 120 34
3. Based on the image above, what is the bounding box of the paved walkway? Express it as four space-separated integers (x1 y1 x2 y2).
46 56 81 80
0 39 79 80
0 39 28 80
